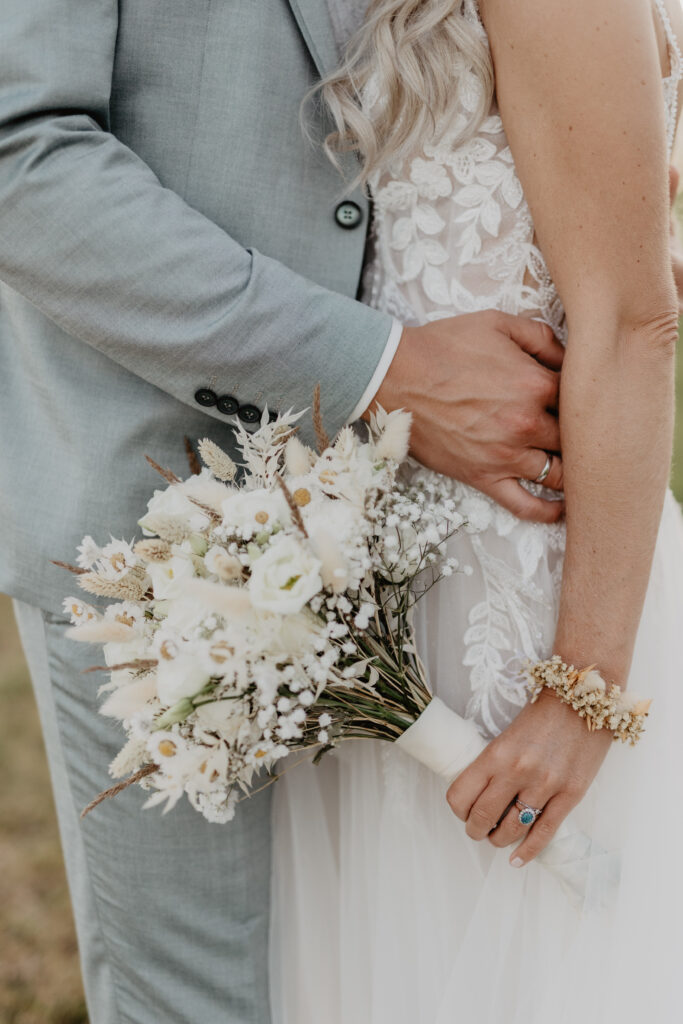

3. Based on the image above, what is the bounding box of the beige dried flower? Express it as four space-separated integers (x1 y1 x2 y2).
205 546 243 582
66 620 137 644
109 736 148 779
78 564 148 601
374 409 413 463
312 382 331 454
310 528 348 593
139 514 192 544
134 538 172 563
285 435 314 476
573 668 607 696
198 438 237 482
182 578 253 618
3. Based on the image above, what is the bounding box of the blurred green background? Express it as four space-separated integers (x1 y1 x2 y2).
2 328 683 1024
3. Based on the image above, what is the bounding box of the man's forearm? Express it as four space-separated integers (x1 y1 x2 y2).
0 0 394 435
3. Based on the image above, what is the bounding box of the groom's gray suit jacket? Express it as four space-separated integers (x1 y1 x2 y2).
0 0 393 614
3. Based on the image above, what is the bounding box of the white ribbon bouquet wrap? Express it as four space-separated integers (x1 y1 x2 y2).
59 399 621 910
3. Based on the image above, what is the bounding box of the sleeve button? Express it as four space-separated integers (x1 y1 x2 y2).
194 387 217 407
238 404 261 425
216 394 240 415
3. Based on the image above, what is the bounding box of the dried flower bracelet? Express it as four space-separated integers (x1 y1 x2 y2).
525 655 652 746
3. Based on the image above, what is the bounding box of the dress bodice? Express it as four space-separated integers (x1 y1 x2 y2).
362 0 682 340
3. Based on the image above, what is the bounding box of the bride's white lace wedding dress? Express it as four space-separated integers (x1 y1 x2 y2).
270 3 683 1020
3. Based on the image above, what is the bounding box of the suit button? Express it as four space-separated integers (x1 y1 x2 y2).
238 404 261 425
194 387 217 407
334 201 363 230
216 394 239 415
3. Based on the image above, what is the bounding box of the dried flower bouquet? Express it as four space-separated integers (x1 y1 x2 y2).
59 395 617 906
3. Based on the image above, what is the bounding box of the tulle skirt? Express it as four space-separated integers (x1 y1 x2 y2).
270 490 683 1024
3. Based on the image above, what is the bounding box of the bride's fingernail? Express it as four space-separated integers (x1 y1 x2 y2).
510 857 524 868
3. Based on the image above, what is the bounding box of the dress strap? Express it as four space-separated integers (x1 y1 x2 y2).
652 0 683 153
652 0 683 78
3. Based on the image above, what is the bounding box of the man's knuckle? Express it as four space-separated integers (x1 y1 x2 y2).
508 496 533 520
542 375 559 403
491 442 515 466
510 410 537 440
529 371 552 401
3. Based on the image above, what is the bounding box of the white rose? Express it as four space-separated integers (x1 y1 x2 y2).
272 612 322 656
191 702 248 743
248 536 322 614
148 555 195 600
161 597 212 636
303 494 364 543
140 470 230 534
221 488 290 538
204 545 243 581
156 652 210 705
103 635 149 668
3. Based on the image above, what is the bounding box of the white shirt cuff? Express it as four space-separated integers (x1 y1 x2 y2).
346 317 404 423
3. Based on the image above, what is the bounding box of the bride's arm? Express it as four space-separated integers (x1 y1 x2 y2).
447 0 678 865
487 0 677 688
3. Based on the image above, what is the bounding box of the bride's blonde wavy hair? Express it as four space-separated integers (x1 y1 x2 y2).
304 0 494 192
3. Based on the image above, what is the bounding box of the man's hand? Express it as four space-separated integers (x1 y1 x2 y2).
366 312 565 523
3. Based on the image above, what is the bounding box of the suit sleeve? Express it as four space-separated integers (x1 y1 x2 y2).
0 0 394 431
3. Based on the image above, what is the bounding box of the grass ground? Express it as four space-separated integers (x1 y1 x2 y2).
0 595 88 1024
676 346 683 498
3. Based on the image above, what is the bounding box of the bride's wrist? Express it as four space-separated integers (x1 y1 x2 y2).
551 637 632 694
526 655 651 745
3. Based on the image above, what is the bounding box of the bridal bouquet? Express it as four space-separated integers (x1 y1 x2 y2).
63 397 464 822
61 395 617 906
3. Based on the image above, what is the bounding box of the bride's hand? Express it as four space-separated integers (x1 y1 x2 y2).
445 688 612 867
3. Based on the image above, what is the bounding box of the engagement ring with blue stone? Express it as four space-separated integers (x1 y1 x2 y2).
515 798 543 826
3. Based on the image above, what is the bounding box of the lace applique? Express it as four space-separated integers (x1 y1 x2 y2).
367 58 568 342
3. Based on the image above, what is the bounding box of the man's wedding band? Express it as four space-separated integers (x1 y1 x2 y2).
534 454 552 484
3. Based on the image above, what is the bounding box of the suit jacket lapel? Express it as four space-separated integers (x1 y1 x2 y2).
287 0 340 78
